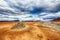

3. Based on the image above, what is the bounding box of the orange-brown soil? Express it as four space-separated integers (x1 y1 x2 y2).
0 21 60 40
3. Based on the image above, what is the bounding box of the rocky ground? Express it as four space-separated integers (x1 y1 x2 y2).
0 18 60 40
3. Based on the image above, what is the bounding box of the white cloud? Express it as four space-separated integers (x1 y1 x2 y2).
0 0 60 21
0 0 59 11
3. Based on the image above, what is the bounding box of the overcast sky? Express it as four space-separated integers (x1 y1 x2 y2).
0 0 60 21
